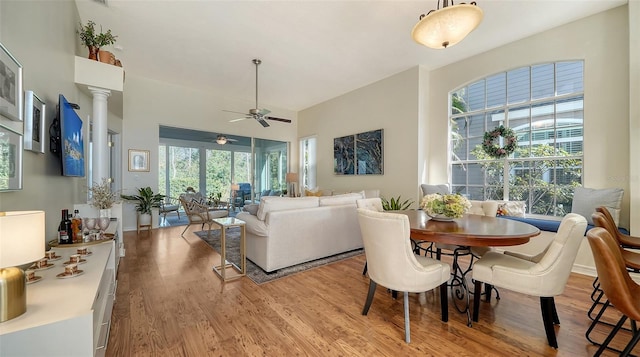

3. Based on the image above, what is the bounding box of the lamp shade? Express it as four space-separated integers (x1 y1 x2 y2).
411 3 483 49
230 184 240 191
0 211 45 268
286 173 299 183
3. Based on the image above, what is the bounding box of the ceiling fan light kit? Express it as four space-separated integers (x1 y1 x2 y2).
216 135 227 145
412 0 483 49
223 58 292 128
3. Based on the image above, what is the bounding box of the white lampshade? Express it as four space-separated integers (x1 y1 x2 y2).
411 2 483 49
286 173 299 183
0 211 45 268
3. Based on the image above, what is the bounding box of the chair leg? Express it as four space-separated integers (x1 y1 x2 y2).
180 224 191 238
550 296 560 325
362 280 377 315
586 300 611 346
540 297 558 348
440 281 449 322
362 262 368 276
404 291 411 343
621 325 640 357
473 280 482 322
595 315 628 356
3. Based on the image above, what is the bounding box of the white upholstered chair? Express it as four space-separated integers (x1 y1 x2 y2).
471 213 587 348
357 208 450 343
356 198 384 275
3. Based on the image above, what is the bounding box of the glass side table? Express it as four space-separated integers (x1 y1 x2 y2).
210 217 246 281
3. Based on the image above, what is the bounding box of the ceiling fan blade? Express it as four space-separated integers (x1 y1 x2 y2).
258 108 271 115
223 109 250 115
229 116 250 123
264 116 292 123
257 117 270 127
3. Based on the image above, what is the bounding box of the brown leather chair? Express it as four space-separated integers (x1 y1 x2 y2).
586 227 640 356
587 211 640 349
596 206 640 248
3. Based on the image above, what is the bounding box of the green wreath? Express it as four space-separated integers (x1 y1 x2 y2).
482 125 517 159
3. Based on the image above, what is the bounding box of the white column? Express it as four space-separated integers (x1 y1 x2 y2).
88 87 111 184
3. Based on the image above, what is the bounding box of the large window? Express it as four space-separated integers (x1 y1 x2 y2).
299 136 317 190
450 61 584 217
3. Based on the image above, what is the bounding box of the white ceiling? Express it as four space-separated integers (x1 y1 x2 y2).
75 0 627 113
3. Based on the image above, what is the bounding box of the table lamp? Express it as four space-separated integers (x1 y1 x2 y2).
286 173 299 197
0 211 45 322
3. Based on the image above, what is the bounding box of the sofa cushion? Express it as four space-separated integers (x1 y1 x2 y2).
319 192 363 206
244 203 259 215
571 187 623 226
257 196 319 220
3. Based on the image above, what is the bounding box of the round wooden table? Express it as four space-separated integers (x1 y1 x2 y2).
397 210 541 326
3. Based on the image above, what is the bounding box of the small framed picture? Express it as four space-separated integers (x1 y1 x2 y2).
128 149 150 172
0 42 23 122
24 91 45 153
0 124 23 191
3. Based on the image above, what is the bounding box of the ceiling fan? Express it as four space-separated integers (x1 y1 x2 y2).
215 134 237 145
224 59 292 128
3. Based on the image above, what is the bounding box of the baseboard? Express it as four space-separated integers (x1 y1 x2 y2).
572 264 596 277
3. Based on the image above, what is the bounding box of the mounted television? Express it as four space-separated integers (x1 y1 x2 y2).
49 94 85 177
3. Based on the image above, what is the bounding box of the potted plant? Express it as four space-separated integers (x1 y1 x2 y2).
88 178 121 218
121 187 165 226
381 195 414 211
77 20 117 61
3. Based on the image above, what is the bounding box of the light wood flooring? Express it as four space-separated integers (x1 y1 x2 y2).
106 225 636 356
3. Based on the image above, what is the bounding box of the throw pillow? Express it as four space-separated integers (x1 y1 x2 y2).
420 184 450 197
571 187 624 226
244 204 259 216
495 201 526 217
304 189 322 197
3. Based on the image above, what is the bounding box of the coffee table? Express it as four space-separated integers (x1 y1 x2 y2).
210 217 246 281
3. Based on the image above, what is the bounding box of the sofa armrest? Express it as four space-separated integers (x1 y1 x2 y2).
236 212 268 236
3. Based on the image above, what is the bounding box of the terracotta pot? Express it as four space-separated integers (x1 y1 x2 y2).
88 46 99 61
98 50 116 65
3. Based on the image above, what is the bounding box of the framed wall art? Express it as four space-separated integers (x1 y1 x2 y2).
0 124 23 191
128 149 150 172
0 42 23 122
24 91 45 153
334 128 383 175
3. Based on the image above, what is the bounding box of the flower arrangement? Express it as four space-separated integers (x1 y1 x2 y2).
420 193 471 219
482 125 517 159
88 178 120 209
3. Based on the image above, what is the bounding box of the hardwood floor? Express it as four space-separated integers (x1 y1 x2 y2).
107 225 635 356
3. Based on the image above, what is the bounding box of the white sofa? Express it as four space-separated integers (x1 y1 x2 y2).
236 193 366 272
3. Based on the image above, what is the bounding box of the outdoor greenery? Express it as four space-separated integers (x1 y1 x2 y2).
381 196 414 211
121 187 165 215
470 144 582 216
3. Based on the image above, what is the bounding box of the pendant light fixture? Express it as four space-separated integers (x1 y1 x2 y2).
216 135 227 145
411 0 483 49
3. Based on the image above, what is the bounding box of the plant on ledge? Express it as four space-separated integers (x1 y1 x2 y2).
121 187 165 215
77 20 117 60
381 196 413 211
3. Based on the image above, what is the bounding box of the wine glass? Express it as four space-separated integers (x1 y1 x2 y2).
98 217 110 239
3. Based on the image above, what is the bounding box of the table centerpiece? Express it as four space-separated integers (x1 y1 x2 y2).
420 193 471 221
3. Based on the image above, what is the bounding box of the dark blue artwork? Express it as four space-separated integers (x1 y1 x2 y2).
356 129 383 175
334 129 383 175
334 135 354 175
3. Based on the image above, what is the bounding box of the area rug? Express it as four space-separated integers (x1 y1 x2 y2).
194 228 363 284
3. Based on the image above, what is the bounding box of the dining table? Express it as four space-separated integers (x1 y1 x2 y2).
397 210 541 326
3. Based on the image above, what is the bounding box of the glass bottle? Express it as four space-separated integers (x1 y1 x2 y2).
58 209 72 244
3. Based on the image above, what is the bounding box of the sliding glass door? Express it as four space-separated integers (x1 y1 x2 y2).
253 138 288 199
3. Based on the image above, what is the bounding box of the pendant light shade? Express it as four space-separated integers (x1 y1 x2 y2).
412 1 483 49
216 135 227 145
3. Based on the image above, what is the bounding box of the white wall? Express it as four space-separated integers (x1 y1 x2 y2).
119 74 298 230
298 67 421 205
0 0 89 242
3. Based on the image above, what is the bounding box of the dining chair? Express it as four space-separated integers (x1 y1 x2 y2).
471 213 587 348
356 198 384 276
586 227 640 356
586 211 640 348
357 208 450 343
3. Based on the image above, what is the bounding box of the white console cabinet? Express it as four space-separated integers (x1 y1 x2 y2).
0 240 116 356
